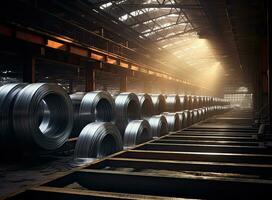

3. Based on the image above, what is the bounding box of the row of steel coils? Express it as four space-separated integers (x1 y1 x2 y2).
0 83 230 158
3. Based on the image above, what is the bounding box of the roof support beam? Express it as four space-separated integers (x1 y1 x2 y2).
110 4 202 9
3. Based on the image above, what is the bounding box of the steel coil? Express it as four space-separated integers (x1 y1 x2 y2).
74 122 123 158
72 91 115 137
70 92 85 137
148 115 168 138
179 95 186 110
192 109 199 123
137 93 154 119
166 94 182 112
163 112 181 131
115 92 141 135
123 120 152 148
187 95 193 109
188 110 194 125
197 109 203 121
13 83 74 150
183 110 190 127
176 111 186 128
150 94 166 115
0 83 27 148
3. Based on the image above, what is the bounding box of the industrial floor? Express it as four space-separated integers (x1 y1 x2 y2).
2 109 272 199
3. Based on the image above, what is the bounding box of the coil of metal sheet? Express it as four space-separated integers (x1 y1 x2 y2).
115 92 141 135
176 111 186 128
192 109 199 123
0 83 27 148
197 109 203 121
123 120 152 148
148 115 168 138
188 110 194 125
179 95 185 110
70 92 86 137
13 83 74 150
166 94 182 112
182 110 190 127
150 94 166 115
187 95 193 109
71 91 115 137
193 96 199 108
163 112 181 131
74 122 123 158
137 93 154 119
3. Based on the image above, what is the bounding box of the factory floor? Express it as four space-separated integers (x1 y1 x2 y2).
2 109 270 200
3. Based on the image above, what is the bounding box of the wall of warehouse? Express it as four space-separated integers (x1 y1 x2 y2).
0 54 205 96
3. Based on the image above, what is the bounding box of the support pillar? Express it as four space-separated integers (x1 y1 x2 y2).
120 74 127 92
267 0 272 127
86 67 95 92
23 56 35 83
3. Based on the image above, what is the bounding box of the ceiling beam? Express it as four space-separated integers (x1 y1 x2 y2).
110 3 202 9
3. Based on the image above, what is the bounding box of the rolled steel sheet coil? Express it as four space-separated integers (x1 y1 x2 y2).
197 109 203 121
150 94 166 115
198 96 204 108
176 111 186 128
71 91 115 137
74 122 123 158
179 95 185 110
166 94 182 112
148 115 168 138
183 110 190 127
137 93 154 119
0 83 27 148
192 109 199 123
123 120 152 148
163 112 181 131
13 83 74 150
188 95 193 109
192 96 199 109
70 92 86 137
188 110 194 125
115 92 141 135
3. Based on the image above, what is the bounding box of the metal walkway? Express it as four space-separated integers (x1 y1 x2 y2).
8 109 272 199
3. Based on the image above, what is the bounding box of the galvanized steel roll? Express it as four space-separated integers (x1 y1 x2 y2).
163 112 181 131
70 92 85 137
197 109 203 121
74 122 123 158
137 93 154 119
148 115 168 138
115 92 141 135
187 95 193 109
13 83 74 150
188 110 194 125
183 110 190 127
71 91 115 137
166 94 182 112
192 109 199 123
176 111 186 128
179 95 185 110
123 120 152 148
150 94 166 115
0 83 27 148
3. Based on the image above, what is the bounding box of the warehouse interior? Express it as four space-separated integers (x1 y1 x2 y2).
0 0 271 199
